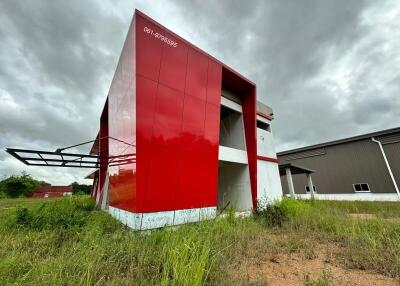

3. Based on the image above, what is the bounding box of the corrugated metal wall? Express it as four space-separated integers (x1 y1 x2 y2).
384 142 400 186
278 138 400 194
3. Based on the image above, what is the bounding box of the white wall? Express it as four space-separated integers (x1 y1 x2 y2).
219 145 248 164
257 160 283 204
219 106 246 150
218 161 253 211
293 193 400 201
256 118 283 205
257 122 277 158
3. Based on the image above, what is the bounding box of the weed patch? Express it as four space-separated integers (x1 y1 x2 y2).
14 196 95 230
255 202 288 227
0 196 399 285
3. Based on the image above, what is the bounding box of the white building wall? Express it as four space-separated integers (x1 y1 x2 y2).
257 161 283 204
256 116 283 205
293 193 399 201
218 162 253 211
256 116 277 158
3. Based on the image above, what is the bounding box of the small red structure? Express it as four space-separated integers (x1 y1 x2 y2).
32 186 73 198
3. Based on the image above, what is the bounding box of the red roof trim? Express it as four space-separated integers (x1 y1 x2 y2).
257 112 273 121
257 155 279 163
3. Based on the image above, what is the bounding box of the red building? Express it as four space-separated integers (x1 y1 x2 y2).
32 185 73 198
87 10 283 230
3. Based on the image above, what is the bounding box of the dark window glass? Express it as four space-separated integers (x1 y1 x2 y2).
361 184 370 191
354 184 362 191
257 120 270 131
305 186 316 193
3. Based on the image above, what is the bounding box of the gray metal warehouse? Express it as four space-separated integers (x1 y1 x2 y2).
277 127 400 201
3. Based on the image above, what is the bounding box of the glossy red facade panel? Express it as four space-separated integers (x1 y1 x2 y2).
107 18 137 212
135 16 162 81
145 144 180 211
206 60 222 106
242 87 258 208
152 85 184 146
98 100 108 205
159 42 188 92
100 10 257 214
136 76 157 210
181 95 206 146
204 103 221 145
134 11 223 213
185 49 209 101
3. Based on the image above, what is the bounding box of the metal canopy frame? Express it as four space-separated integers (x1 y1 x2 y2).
278 163 315 176
6 136 136 169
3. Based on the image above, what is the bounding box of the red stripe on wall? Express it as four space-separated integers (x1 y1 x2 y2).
257 155 279 163
257 112 273 121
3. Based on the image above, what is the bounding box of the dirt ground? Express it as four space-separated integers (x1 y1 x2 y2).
231 243 399 286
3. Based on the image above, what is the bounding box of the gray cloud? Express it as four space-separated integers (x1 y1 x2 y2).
1 0 399 184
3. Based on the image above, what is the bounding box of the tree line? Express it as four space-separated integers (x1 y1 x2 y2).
0 172 91 198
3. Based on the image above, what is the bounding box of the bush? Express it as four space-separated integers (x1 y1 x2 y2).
15 207 30 226
70 182 91 195
14 197 95 230
0 172 48 198
255 202 288 227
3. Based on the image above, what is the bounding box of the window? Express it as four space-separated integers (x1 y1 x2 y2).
305 185 317 193
219 105 246 150
257 120 270 132
353 183 370 192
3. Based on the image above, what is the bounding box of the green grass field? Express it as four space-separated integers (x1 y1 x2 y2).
0 196 399 285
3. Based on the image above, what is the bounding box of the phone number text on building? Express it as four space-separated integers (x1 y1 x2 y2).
143 27 178 47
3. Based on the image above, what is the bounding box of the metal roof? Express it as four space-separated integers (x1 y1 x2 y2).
277 126 400 156
278 163 315 176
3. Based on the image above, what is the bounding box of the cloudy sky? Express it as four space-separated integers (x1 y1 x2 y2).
1 0 399 184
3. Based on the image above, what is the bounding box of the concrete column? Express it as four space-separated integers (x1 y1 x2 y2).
101 173 110 210
286 167 295 198
306 173 315 199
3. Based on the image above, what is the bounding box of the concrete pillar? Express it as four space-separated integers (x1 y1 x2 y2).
306 173 315 199
286 167 295 198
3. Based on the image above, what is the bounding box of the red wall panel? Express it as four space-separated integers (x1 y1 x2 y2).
206 60 222 106
204 103 221 146
159 42 188 92
107 16 137 212
136 75 157 211
102 11 256 214
136 15 162 81
135 11 222 213
152 85 185 147
98 100 108 206
145 144 180 211
242 87 258 208
185 49 208 101
181 95 206 146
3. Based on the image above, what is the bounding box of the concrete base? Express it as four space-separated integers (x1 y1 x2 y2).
108 206 217 230
292 193 400 201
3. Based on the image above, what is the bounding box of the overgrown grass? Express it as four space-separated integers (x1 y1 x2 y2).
0 196 263 285
279 199 400 278
0 196 399 285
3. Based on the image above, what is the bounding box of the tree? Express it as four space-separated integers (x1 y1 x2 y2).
0 172 48 198
71 182 91 195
